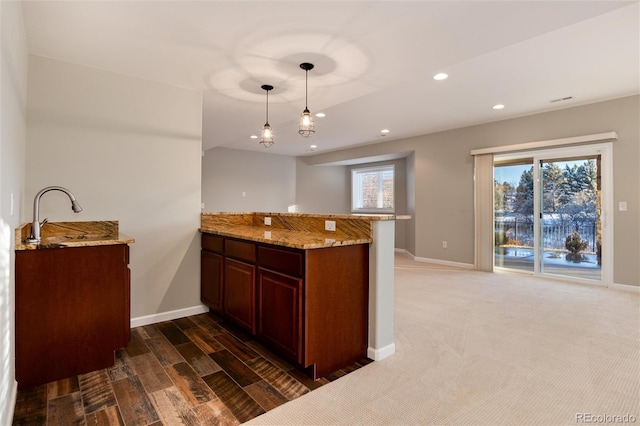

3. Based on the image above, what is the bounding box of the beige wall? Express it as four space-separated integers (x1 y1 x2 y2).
202 147 296 213
304 96 640 286
202 152 411 248
294 159 350 214
0 1 28 422
25 55 203 317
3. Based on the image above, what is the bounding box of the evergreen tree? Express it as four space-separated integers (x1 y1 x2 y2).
559 160 598 231
494 180 514 211
542 162 564 212
514 167 534 216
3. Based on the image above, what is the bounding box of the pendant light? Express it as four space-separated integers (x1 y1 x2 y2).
260 84 274 148
298 63 315 138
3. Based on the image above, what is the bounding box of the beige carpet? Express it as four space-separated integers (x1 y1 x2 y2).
246 253 639 425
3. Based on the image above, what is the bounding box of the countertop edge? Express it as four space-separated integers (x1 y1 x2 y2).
202 211 409 221
199 228 372 250
15 233 135 251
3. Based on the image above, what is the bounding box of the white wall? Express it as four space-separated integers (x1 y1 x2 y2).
25 55 203 318
0 2 28 423
202 147 296 212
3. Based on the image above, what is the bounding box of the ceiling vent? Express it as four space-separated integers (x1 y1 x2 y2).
550 96 574 103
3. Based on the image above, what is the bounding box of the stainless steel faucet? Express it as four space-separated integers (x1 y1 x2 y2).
26 186 83 243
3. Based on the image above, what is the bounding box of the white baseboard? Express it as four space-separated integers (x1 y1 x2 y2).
367 343 396 361
411 254 474 269
396 249 639 291
131 305 209 328
2 379 17 426
610 282 640 293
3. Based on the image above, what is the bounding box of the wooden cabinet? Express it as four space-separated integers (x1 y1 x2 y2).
257 268 303 363
201 250 223 313
303 244 369 378
200 233 368 379
201 234 224 313
15 244 131 389
224 258 256 333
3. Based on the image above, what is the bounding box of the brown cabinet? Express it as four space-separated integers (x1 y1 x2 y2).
201 234 224 313
15 244 131 389
224 258 256 333
200 233 368 379
201 250 223 313
257 268 303 363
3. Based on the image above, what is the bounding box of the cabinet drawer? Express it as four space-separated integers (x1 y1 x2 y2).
258 246 303 277
225 239 256 263
202 233 224 253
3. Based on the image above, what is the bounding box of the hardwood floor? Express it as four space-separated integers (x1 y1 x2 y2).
12 312 372 425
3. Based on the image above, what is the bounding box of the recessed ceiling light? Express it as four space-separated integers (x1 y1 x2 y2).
315 112 326 118
492 104 505 110
310 144 318 149
381 129 390 133
433 73 448 81
250 135 258 139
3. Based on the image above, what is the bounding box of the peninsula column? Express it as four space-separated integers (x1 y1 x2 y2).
367 219 395 360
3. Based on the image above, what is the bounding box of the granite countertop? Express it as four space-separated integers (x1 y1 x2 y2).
200 225 372 249
199 211 410 249
15 221 134 251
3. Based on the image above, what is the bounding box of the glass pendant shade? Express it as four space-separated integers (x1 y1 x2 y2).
298 63 315 138
298 108 315 137
259 84 274 148
260 122 274 148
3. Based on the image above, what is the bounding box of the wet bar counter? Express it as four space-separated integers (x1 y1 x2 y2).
199 211 402 249
200 212 405 377
14 220 134 389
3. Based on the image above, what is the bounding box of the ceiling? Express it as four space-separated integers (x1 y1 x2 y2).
21 1 640 157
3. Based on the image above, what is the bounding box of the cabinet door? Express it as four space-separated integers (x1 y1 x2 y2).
257 269 303 363
224 258 256 333
201 250 223 313
16 244 131 389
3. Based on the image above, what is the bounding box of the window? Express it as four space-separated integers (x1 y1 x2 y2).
351 165 394 213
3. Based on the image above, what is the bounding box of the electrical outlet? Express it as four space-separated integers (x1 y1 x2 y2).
264 216 271 225
442 241 448 249
325 220 336 231
619 201 628 211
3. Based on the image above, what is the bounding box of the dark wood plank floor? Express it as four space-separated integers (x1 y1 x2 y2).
12 312 372 425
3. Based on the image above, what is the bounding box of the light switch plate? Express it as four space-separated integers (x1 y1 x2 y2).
619 201 628 211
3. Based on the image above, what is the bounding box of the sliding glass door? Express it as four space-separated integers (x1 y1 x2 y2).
494 159 535 272
539 156 601 280
494 145 609 283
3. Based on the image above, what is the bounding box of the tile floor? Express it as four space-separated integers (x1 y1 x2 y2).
12 312 371 425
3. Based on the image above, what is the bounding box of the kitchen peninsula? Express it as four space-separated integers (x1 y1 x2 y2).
200 212 400 378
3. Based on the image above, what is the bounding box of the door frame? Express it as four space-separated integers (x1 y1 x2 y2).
494 142 613 285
